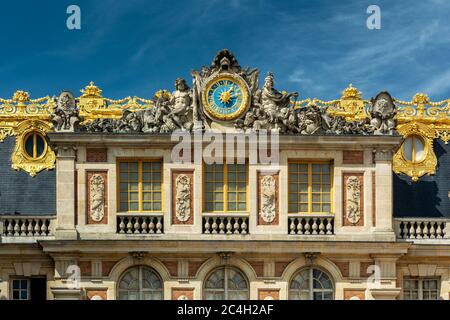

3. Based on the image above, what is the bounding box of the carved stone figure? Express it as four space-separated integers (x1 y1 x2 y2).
260 175 276 223
260 72 298 126
89 174 105 222
369 92 397 135
168 78 193 131
175 174 191 222
345 176 361 224
52 91 83 131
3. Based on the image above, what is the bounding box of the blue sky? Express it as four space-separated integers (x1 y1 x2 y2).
0 0 450 101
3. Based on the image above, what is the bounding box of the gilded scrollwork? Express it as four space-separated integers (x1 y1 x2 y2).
11 120 56 176
393 122 437 181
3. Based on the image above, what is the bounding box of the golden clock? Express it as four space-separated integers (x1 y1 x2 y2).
202 74 250 121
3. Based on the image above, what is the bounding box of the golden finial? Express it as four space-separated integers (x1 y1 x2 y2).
341 84 362 100
80 81 102 98
12 90 30 104
412 93 429 105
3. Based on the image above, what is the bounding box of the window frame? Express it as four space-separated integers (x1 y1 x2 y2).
10 278 30 300
202 161 249 213
403 277 440 300
203 266 249 300
288 160 333 214
117 266 164 300
23 131 47 160
117 158 164 213
289 267 335 300
402 135 426 164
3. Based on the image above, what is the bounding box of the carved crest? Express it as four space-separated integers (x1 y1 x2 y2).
89 174 105 222
345 176 361 224
175 174 191 222
260 175 276 223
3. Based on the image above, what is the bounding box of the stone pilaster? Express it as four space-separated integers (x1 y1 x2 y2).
55 147 78 239
373 149 395 239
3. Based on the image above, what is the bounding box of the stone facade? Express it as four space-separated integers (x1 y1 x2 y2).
0 50 449 301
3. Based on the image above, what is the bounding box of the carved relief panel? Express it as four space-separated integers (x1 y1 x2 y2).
86 171 108 224
258 171 279 225
343 173 364 226
172 171 194 225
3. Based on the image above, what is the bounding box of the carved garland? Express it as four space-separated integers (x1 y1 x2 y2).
260 175 276 223
175 174 191 222
345 176 361 224
89 174 106 222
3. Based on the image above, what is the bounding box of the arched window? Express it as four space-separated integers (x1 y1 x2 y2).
403 135 425 163
289 267 334 300
118 266 163 300
204 267 249 300
24 132 46 159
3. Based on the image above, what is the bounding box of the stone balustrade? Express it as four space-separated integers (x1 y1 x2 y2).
203 215 249 234
288 215 334 235
117 215 163 234
395 218 449 240
0 216 54 237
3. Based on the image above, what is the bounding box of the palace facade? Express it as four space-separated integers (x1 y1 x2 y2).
0 50 449 300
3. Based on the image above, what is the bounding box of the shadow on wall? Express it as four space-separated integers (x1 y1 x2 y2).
394 140 449 218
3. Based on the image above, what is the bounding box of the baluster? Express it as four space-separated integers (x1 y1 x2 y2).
422 223 429 239
7 220 13 236
297 219 304 235
233 219 240 234
318 219 325 235
204 219 211 234
289 218 296 235
119 217 126 234
141 219 148 234
436 222 442 239
417 222 424 239
27 220 33 236
241 218 248 235
211 218 218 234
304 219 311 235
226 219 232 234
326 219 333 235
218 218 225 234
149 218 155 234
41 221 48 236
21 219 27 236
408 223 415 239
429 223 436 239
134 219 141 234
156 217 162 234
312 218 318 235
13 220 20 236
126 219 133 234
34 220 42 236
398 222 405 239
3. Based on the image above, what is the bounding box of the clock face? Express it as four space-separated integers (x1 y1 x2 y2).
202 74 250 121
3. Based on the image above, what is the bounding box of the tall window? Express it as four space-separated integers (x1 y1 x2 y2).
11 279 29 300
118 160 162 212
403 278 440 300
288 161 332 213
204 267 249 300
118 266 163 300
289 267 334 300
204 162 247 212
